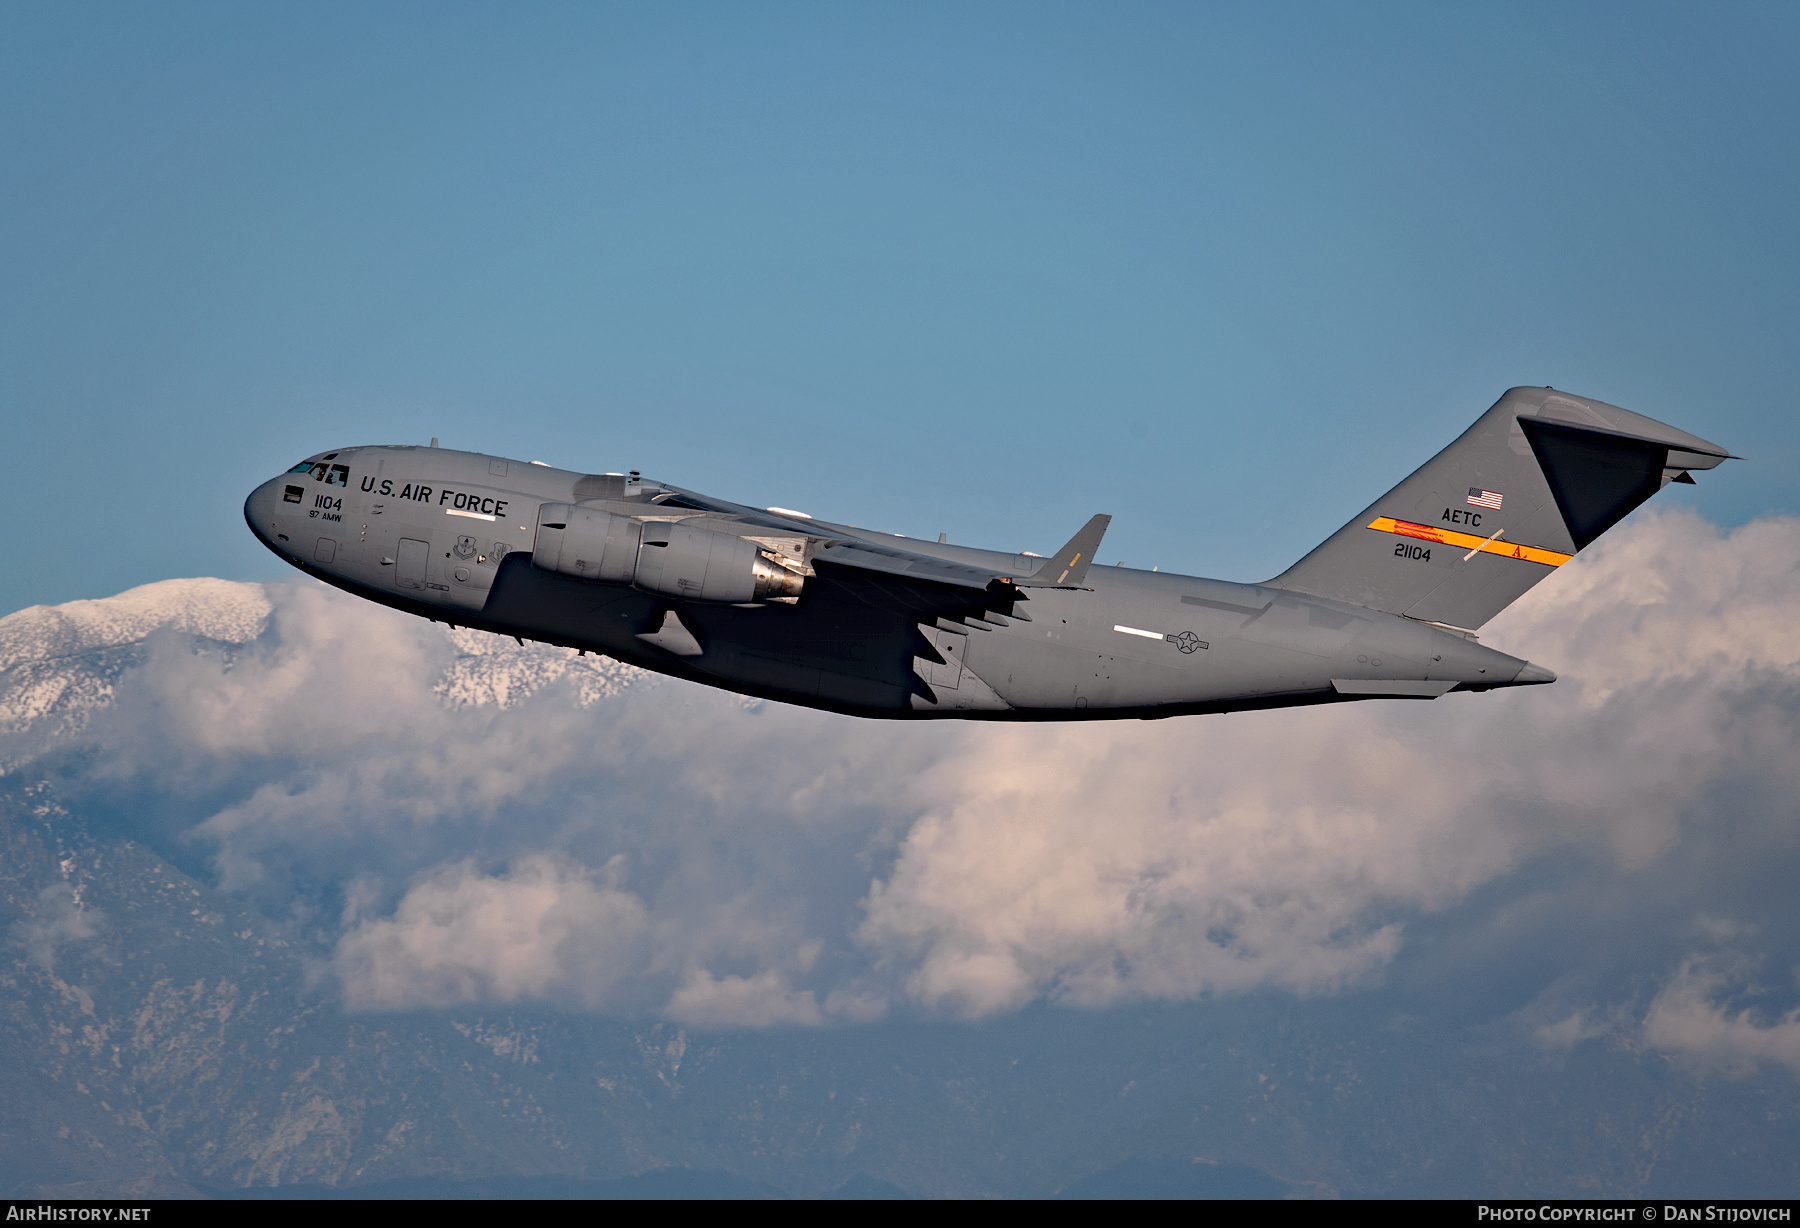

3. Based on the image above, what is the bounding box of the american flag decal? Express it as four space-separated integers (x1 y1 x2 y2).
1467 488 1504 510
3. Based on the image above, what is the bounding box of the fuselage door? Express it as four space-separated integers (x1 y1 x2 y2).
396 537 429 590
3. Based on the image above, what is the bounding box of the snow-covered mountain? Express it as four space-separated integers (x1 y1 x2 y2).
0 577 651 769
0 579 271 756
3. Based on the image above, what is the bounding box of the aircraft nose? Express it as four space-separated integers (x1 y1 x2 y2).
244 477 289 548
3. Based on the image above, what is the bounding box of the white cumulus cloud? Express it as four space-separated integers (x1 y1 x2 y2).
335 854 648 1009
1642 958 1800 1075
665 969 824 1028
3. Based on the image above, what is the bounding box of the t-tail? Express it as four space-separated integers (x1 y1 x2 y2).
1267 387 1731 630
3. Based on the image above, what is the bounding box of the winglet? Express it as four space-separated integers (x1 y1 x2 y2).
1017 514 1112 588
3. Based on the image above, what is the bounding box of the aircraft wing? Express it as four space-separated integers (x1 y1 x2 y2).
643 484 1111 615
811 541 1001 590
807 543 1015 619
806 515 1110 617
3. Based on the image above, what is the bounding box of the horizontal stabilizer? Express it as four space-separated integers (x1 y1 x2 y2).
1018 514 1112 588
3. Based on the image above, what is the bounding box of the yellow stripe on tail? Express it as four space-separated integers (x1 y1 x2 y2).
1367 518 1572 568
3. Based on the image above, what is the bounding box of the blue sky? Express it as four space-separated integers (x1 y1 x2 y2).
5 2 1797 613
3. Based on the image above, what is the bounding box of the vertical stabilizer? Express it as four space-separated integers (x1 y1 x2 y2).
1266 387 1729 629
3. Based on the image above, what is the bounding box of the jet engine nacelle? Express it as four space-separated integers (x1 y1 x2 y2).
532 504 804 604
531 503 643 583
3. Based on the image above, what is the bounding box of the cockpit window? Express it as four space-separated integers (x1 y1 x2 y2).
286 461 350 485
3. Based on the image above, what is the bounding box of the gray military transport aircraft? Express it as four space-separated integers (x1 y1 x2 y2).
245 387 1729 720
